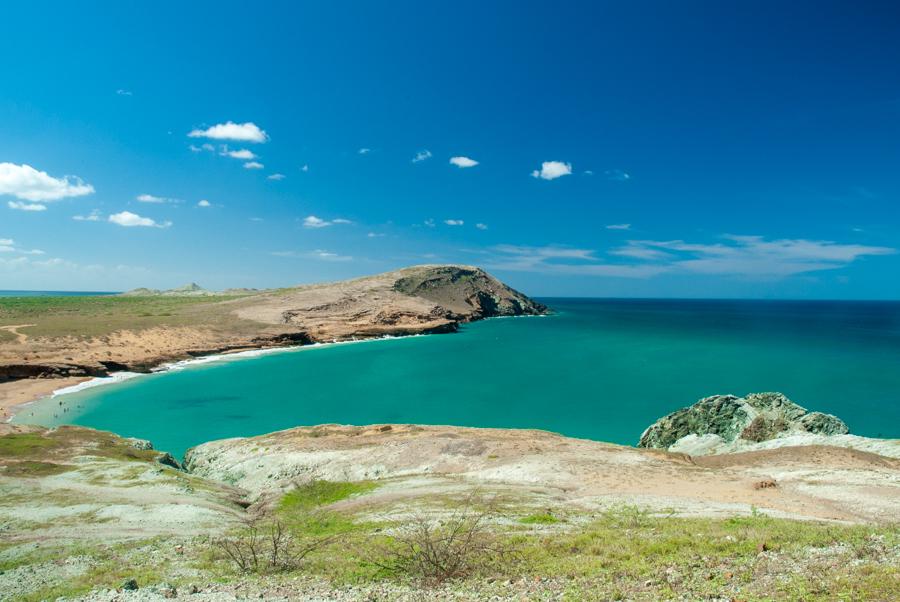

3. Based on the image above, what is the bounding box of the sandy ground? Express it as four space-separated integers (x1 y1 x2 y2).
0 376 88 422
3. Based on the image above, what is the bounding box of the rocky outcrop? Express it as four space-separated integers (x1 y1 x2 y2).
638 392 852 454
392 265 547 319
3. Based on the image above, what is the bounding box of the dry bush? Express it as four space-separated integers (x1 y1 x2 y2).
216 517 335 573
374 493 518 584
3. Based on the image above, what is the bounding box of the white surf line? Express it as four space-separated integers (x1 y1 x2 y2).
40 313 549 404
44 332 431 403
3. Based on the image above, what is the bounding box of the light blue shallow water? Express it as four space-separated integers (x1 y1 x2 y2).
17 299 900 458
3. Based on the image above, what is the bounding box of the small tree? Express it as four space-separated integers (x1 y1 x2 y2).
375 493 518 584
216 517 335 573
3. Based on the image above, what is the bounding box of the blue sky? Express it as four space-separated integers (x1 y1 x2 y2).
1 1 899 298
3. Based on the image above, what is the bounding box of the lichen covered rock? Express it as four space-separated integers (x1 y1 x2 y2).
638 392 849 450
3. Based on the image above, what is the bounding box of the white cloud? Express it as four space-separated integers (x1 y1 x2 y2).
302 215 351 229
0 238 43 255
449 156 479 168
531 161 572 180
267 173 286 181
606 223 631 230
311 249 352 261
484 234 894 279
300 164 309 172
486 244 662 278
412 150 432 163
0 162 94 202
423 218 435 227
188 121 268 143
109 211 171 228
73 210 102 222
303 216 328 228
614 235 896 276
197 200 211 208
605 169 631 181
358 148 371 155
8 201 47 211
367 232 385 238
137 194 166 204
444 219 464 226
271 249 352 262
243 161 264 170
475 223 488 230
223 148 257 160
116 89 133 96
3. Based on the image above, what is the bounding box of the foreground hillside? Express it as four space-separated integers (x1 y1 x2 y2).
1 399 898 601
0 265 545 418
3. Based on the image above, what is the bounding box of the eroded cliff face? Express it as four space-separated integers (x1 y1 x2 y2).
392 265 547 319
233 264 547 339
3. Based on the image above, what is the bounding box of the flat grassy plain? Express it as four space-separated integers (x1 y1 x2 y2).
0 294 260 339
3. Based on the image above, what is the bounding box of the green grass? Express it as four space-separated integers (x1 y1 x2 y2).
0 426 165 467
277 480 380 537
0 294 261 339
6 500 898 600
0 432 60 457
519 511 561 525
274 504 900 600
278 480 378 513
1 460 74 477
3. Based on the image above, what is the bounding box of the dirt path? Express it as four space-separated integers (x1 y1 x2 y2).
0 324 35 344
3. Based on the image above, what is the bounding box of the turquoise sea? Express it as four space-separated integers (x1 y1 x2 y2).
16 299 900 458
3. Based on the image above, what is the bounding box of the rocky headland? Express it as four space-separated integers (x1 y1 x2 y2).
0 265 546 419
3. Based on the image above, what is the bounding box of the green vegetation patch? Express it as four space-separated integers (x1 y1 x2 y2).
1 460 74 477
0 294 262 339
0 427 165 466
276 480 380 537
279 480 378 513
0 432 60 458
519 511 561 525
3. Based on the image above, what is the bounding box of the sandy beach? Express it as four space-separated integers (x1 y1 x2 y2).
0 376 90 422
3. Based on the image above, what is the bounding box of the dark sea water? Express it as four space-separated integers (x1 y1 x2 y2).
17 298 900 458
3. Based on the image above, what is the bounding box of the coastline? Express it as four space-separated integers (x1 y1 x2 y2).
0 376 91 422
2 331 444 424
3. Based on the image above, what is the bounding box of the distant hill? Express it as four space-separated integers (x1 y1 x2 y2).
120 283 258 297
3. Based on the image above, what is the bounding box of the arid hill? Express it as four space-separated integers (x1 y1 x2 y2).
0 265 546 417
